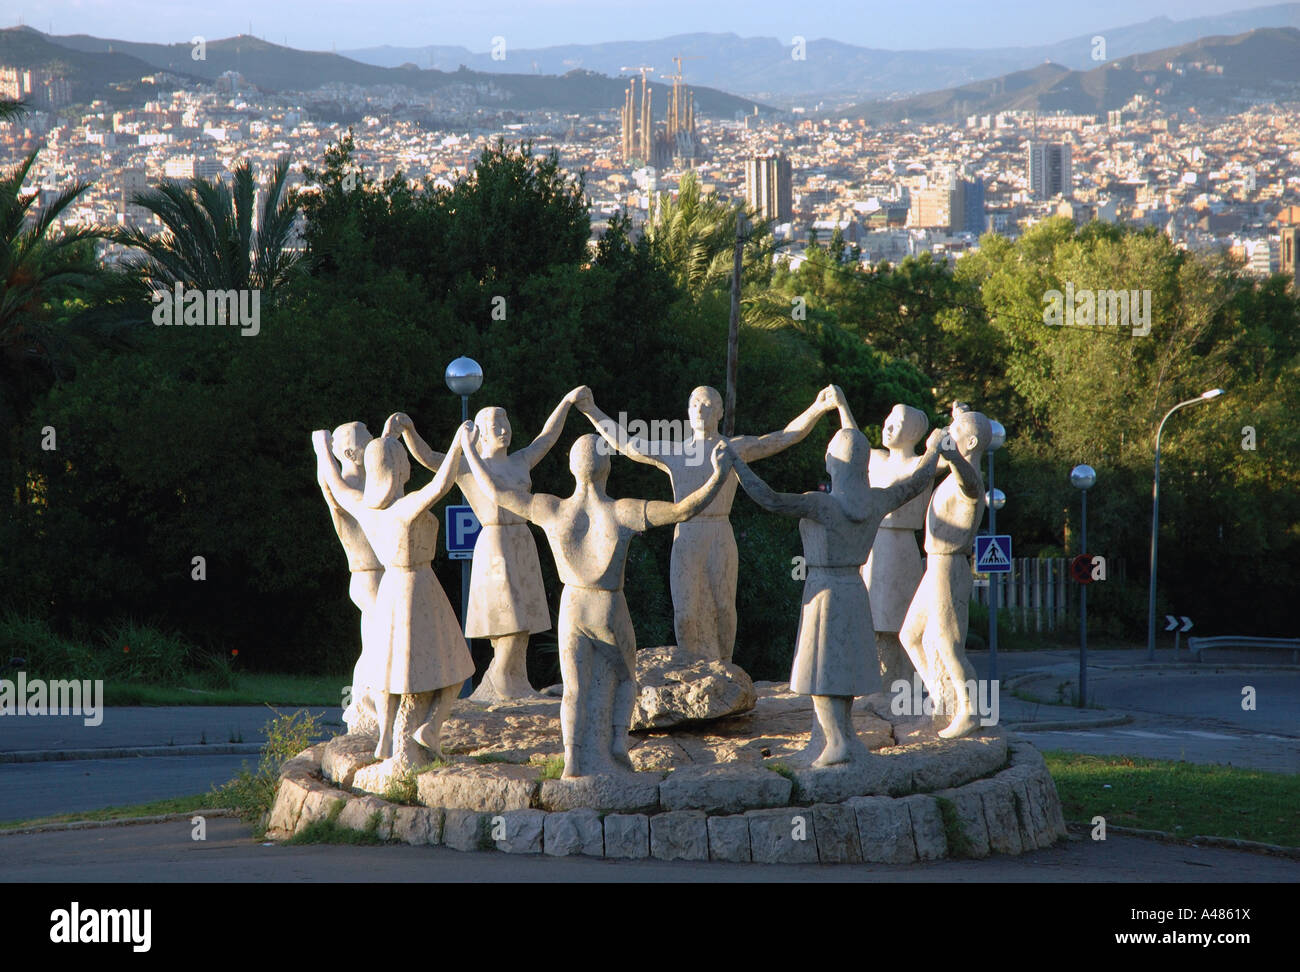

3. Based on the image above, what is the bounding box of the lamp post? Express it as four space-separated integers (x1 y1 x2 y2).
1146 389 1224 661
445 356 483 696
986 420 1006 683
1071 464 1096 707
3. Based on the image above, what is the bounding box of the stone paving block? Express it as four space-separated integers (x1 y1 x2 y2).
846 795 916 864
706 814 752 863
746 808 819 864
603 813 650 859
544 809 604 857
650 810 710 861
812 803 862 864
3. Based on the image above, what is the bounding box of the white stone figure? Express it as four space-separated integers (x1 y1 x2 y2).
576 385 839 665
316 421 383 734
862 405 934 687
461 427 736 778
730 388 943 766
312 426 476 767
391 389 583 703
899 409 992 739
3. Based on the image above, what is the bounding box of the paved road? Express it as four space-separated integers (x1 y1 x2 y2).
0 705 344 754
0 756 255 823
1 817 1296 882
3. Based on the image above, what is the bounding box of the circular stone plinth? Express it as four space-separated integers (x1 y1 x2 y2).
270 684 1068 863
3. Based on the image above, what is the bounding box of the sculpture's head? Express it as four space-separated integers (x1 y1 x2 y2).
687 386 723 435
362 435 410 508
569 434 611 485
826 428 870 482
474 406 511 454
950 410 992 463
882 404 927 451
331 421 372 466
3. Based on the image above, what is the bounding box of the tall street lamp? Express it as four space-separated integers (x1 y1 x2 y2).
985 420 1006 683
1071 464 1096 707
1146 389 1224 661
446 356 483 696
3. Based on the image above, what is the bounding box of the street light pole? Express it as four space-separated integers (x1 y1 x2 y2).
985 420 1006 683
1145 389 1224 661
1071 464 1096 707
445 356 483 697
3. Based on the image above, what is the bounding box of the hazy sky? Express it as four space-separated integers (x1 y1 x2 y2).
0 0 1274 51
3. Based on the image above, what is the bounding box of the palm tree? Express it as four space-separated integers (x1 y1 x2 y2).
0 99 28 124
646 171 773 295
114 157 300 299
0 146 111 503
0 148 108 382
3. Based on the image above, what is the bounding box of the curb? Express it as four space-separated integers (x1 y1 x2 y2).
1065 821 1300 860
0 743 265 764
0 808 240 837
1005 714 1133 732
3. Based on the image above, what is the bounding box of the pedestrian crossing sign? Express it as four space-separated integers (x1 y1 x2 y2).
974 534 1012 573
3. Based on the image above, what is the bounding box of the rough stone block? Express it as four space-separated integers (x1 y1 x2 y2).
934 786 991 858
789 754 911 804
901 794 947 860
338 795 393 839
846 795 916 864
603 813 650 859
493 809 545 854
320 734 379 789
267 777 309 837
544 809 604 857
416 763 539 813
812 803 862 864
391 806 439 845
443 808 489 852
746 808 819 864
965 778 1023 856
659 764 792 814
910 735 1008 792
538 773 661 813
296 786 345 834
706 815 751 863
650 810 710 861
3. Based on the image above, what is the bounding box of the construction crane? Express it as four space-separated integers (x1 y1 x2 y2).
619 65 656 84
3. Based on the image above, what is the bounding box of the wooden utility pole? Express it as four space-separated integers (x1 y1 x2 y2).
724 208 746 437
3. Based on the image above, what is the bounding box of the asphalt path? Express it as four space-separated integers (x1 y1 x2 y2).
2 817 1296 882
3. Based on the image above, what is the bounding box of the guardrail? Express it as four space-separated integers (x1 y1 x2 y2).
1187 636 1300 663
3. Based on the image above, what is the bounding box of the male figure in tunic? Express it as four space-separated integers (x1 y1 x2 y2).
900 409 992 739
461 430 736 777
575 385 840 664
317 421 383 733
862 405 934 688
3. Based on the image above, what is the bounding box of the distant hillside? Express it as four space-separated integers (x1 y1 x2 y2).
3 28 769 117
340 3 1300 103
0 25 174 104
839 27 1300 123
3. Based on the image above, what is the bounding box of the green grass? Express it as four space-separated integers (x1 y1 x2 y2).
101 672 348 706
536 755 565 780
0 792 220 831
934 796 976 858
1044 750 1300 847
286 800 385 845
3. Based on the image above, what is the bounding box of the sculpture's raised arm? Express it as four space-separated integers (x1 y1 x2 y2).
731 452 830 521
730 385 839 461
574 389 669 470
383 412 448 474
516 386 585 469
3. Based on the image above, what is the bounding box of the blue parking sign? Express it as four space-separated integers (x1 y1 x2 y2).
446 504 481 560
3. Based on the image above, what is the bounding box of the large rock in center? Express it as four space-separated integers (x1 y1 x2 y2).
631 646 757 731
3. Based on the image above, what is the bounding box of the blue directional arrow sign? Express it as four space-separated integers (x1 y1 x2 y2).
445 504 481 560
974 534 1013 574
